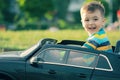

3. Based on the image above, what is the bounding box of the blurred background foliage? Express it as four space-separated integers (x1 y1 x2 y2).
0 0 120 51
0 0 120 30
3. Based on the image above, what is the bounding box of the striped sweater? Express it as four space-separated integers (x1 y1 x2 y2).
83 28 113 53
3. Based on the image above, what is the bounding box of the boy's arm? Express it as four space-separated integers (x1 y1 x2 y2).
82 39 98 49
82 32 106 49
82 32 112 52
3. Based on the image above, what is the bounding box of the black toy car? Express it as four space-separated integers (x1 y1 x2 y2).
0 38 120 80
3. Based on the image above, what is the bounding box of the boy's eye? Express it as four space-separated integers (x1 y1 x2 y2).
85 19 89 21
94 19 98 21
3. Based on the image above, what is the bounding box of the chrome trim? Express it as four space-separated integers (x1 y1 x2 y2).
37 48 113 71
38 61 94 69
95 54 113 71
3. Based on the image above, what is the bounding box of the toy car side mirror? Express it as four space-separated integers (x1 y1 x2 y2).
30 56 44 67
30 56 38 65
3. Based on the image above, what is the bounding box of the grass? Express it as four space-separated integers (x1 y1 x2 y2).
0 29 120 51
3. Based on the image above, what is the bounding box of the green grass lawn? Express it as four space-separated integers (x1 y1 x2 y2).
0 29 120 51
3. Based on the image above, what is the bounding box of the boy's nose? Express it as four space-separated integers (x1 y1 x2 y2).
89 20 94 24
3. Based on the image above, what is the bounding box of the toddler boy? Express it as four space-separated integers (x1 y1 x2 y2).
80 1 113 53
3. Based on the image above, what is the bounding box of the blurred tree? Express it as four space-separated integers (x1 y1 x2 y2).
22 0 70 19
23 0 54 18
0 0 20 29
3 0 120 30
52 0 70 19
112 0 120 22
0 0 7 24
0 0 6 11
17 0 25 8
17 0 70 30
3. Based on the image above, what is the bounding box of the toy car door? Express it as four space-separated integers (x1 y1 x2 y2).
26 48 67 80
61 50 99 80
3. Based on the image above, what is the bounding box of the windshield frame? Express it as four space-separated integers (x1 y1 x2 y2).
20 43 39 57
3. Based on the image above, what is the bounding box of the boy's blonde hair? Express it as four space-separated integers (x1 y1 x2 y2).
80 1 105 17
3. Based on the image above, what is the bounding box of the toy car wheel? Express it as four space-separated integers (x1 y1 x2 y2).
0 75 12 80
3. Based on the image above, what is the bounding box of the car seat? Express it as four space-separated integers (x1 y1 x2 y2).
114 40 120 54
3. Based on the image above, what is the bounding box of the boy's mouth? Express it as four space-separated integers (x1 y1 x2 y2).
88 27 96 30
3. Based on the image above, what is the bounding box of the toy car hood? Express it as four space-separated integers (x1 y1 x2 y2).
0 51 22 57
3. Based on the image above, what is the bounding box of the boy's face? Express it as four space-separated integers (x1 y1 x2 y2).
81 9 105 35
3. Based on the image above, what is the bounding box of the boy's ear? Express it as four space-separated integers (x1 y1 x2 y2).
102 18 106 26
103 18 106 22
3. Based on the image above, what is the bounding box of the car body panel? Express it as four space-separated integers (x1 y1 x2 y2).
0 38 120 80
0 59 26 80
